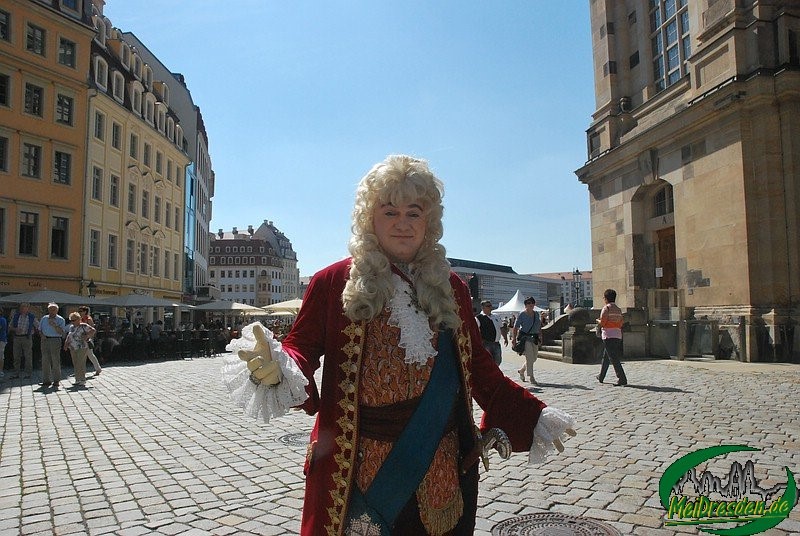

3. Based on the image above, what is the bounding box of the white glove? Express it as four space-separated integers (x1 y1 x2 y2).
237 324 282 386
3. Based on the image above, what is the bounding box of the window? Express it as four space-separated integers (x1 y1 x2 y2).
139 243 148 274
654 184 675 216
62 0 78 10
0 73 8 106
91 166 103 200
127 184 136 213
89 229 100 266
26 24 45 56
126 239 135 272
143 143 151 167
152 246 160 276
175 207 180 231
0 136 8 172
129 133 138 159
58 38 76 67
53 151 71 184
141 190 149 218
167 159 172 181
0 10 9 41
112 71 124 101
109 174 119 207
174 253 180 280
107 234 117 269
24 83 44 116
154 196 161 223
155 151 162 174
51 216 68 259
165 201 171 228
164 250 170 279
111 122 121 149
94 111 105 140
132 85 142 114
56 94 73 125
650 0 690 92
19 211 38 256
630 51 640 69
22 143 42 177
94 57 107 88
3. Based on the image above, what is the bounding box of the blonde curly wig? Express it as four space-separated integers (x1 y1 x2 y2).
342 155 460 329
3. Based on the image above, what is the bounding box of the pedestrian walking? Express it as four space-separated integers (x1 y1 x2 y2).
513 297 542 385
224 155 576 535
596 288 628 386
39 303 67 388
64 312 96 388
78 306 102 376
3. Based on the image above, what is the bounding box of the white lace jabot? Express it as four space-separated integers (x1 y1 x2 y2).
387 273 437 366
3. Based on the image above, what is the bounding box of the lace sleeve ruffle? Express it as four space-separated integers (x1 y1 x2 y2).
221 322 309 423
528 406 576 464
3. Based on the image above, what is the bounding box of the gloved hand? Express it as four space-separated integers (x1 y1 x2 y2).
482 428 512 460
238 324 282 386
553 428 578 453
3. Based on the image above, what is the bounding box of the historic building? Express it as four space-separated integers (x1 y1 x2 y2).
123 34 215 303
209 222 300 306
84 1 189 302
449 259 563 314
575 0 799 361
0 0 95 294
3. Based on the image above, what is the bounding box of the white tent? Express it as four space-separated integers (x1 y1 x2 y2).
492 290 545 313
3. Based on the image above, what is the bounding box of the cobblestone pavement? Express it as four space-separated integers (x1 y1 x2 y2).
1 348 798 535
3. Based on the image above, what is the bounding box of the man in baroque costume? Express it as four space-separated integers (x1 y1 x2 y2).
223 155 576 535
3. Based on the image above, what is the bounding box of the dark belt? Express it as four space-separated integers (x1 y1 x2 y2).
45 336 62 339
359 397 457 442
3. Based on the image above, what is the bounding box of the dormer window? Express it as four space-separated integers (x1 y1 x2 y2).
94 56 108 89
143 65 153 89
133 54 142 79
112 71 124 102
120 42 130 68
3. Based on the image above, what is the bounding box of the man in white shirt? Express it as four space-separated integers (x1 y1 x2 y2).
476 300 507 365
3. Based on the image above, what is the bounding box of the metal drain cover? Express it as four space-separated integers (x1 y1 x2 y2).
492 513 621 535
277 432 308 447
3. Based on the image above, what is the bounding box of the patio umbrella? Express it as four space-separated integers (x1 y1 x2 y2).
0 289 89 306
263 298 302 315
93 294 189 308
192 301 265 313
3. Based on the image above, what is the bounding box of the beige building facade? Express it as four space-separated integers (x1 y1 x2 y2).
84 3 188 301
576 0 800 361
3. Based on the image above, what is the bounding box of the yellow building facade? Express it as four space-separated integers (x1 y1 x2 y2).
85 9 188 302
0 0 94 294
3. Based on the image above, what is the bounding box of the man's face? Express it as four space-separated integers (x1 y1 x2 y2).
482 303 493 314
524 302 535 314
47 306 58 315
372 201 427 263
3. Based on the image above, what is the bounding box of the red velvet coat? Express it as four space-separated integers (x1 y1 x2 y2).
281 258 547 536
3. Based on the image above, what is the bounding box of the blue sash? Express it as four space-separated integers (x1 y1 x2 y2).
347 331 460 534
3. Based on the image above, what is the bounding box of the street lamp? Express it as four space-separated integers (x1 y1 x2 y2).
87 279 97 298
572 269 582 307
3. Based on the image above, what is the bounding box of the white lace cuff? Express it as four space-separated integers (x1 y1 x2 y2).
528 407 576 464
221 322 309 423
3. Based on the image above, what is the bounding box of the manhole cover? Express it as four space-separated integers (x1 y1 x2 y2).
492 513 621 535
277 432 308 447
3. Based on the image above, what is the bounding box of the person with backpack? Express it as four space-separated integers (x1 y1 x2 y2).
512 297 542 385
11 302 38 379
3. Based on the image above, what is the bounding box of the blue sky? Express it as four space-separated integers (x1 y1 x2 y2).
104 1 596 277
